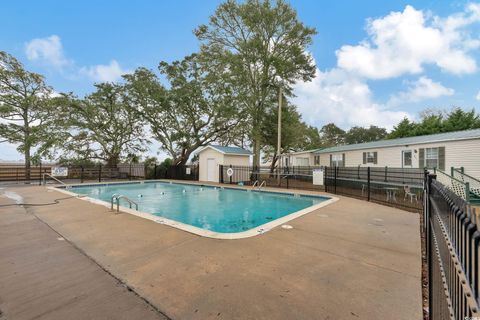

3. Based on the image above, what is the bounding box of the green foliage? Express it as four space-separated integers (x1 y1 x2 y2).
319 123 345 147
300 125 323 150
387 117 417 139
58 83 147 166
388 108 480 139
125 54 239 165
195 0 317 165
0 51 59 169
344 126 387 144
260 100 314 167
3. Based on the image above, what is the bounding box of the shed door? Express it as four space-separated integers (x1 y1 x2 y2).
207 158 216 182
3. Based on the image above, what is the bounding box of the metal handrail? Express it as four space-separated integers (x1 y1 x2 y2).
452 167 480 198
252 180 259 188
435 169 470 202
110 194 138 213
258 180 267 190
42 173 67 186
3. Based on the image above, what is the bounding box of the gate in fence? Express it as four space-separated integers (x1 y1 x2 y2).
425 173 480 319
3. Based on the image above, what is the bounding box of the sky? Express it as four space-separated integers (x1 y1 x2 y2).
1 0 480 161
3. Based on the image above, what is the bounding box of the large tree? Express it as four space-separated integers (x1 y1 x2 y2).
0 51 58 178
125 54 239 165
344 125 387 144
195 0 317 166
319 123 345 147
260 100 312 170
387 117 417 139
388 107 480 139
59 83 147 166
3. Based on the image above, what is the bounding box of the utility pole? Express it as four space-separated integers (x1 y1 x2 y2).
277 86 282 186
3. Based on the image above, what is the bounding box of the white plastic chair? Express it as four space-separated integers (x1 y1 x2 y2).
404 185 418 203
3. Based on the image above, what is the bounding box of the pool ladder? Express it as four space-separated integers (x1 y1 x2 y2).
252 180 267 190
111 194 138 213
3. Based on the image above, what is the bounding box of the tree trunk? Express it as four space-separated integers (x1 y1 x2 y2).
107 155 119 167
252 136 261 168
270 154 277 173
24 147 31 181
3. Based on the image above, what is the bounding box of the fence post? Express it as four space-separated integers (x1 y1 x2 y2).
39 162 42 186
98 164 102 182
154 164 157 179
466 182 471 203
384 166 388 182
425 172 436 316
16 167 19 183
129 163 132 181
81 166 84 183
229 164 232 184
334 166 337 194
367 166 371 201
219 165 223 183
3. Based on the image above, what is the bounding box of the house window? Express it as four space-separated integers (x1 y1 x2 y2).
425 148 439 168
314 155 320 165
362 151 377 164
332 154 343 167
296 157 310 166
403 150 412 167
366 152 375 163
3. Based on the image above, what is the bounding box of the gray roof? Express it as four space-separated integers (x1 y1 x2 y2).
314 129 480 154
204 145 252 155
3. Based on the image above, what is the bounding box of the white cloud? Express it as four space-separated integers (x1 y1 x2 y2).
336 4 480 79
388 76 454 106
476 90 480 100
25 35 70 68
25 35 128 83
79 60 129 82
293 68 411 130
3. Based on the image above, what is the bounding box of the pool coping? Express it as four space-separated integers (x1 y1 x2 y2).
49 180 338 240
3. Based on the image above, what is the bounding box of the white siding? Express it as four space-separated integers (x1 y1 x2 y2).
198 148 251 182
223 154 250 166
282 152 315 166
318 138 480 178
198 148 223 182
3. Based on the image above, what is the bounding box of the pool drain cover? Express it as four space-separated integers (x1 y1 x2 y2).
282 225 293 229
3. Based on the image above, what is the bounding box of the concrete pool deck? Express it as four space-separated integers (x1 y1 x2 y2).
0 183 423 319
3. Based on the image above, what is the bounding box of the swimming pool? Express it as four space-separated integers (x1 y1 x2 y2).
58 181 336 239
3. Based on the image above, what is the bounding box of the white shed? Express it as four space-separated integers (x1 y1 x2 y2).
197 145 252 182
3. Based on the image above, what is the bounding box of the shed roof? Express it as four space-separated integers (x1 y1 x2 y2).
314 128 480 154
198 145 252 156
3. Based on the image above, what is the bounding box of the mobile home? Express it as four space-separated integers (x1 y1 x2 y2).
314 129 480 177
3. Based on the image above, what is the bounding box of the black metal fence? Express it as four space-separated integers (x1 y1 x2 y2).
151 165 198 181
219 165 325 191
425 173 480 319
217 165 424 212
0 163 145 184
325 166 425 212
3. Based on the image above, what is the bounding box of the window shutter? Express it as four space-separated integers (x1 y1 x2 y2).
363 152 366 164
373 152 378 164
438 146 445 170
342 153 346 167
419 148 424 168
329 154 332 167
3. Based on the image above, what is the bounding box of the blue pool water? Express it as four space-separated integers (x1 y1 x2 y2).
69 182 328 234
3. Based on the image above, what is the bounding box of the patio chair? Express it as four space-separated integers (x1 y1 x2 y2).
404 185 418 203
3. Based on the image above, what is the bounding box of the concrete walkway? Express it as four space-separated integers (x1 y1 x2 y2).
1 184 423 319
0 193 167 320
